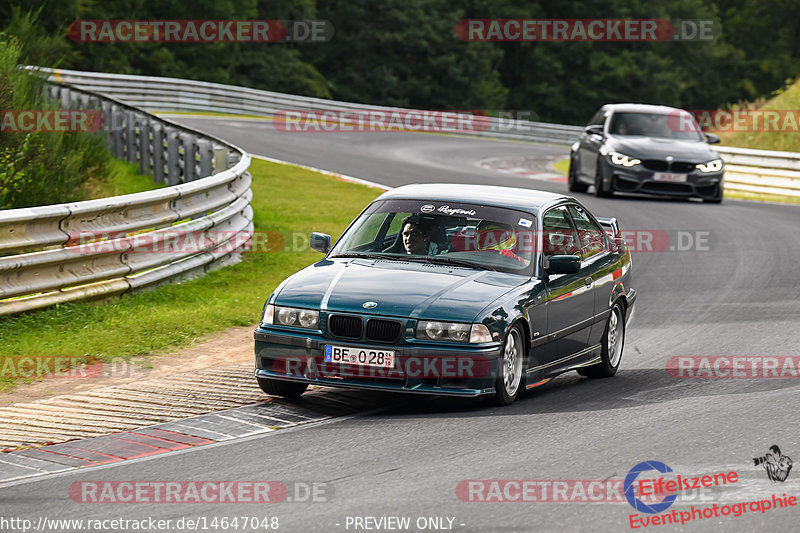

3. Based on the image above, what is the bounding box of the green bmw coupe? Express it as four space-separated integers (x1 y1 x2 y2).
254 184 635 406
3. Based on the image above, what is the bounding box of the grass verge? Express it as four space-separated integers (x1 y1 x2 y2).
716 81 800 152
0 158 383 393
83 158 165 199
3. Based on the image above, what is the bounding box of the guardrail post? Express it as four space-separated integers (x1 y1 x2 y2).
214 147 228 172
152 124 165 183
111 105 124 159
182 132 197 182
198 140 213 177
166 127 181 185
139 117 151 175
126 111 137 164
101 101 111 148
60 87 70 109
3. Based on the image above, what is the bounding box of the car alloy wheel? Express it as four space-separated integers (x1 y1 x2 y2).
607 304 624 368
493 325 524 405
577 301 625 378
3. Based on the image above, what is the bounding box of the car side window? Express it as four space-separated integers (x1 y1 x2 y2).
566 204 607 258
541 206 580 257
588 109 606 127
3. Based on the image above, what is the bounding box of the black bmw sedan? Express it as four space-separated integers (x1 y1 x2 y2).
568 103 724 203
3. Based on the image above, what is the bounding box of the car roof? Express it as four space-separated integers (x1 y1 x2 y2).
602 103 687 115
375 183 572 214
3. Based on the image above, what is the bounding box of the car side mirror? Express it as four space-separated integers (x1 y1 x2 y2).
547 255 581 275
704 132 720 144
310 232 332 253
585 125 604 136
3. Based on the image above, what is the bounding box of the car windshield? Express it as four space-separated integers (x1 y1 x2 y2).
329 199 536 275
609 111 704 141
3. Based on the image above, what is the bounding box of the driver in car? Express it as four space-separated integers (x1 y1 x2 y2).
401 215 433 255
476 221 525 263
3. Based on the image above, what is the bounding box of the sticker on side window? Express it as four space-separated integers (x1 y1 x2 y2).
518 218 533 228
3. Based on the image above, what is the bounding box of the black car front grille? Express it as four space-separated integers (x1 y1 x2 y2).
642 159 668 171
365 319 402 343
642 159 697 173
671 161 696 173
328 315 362 339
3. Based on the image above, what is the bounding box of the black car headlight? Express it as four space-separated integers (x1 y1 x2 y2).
262 304 320 329
416 321 492 343
609 152 642 167
696 159 723 173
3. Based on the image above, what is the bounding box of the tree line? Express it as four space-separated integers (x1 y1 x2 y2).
2 0 798 126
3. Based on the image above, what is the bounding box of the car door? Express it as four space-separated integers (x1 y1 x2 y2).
541 205 594 365
565 203 618 348
578 108 608 178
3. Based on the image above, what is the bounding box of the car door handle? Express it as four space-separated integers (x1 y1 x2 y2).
584 277 593 287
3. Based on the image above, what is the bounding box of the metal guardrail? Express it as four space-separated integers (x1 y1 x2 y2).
714 146 800 198
36 68 800 199
37 67 582 145
0 78 253 316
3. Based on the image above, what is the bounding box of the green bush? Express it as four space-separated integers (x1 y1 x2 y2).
0 36 112 209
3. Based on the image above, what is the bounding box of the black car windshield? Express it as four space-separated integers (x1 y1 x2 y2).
329 199 536 275
609 111 705 141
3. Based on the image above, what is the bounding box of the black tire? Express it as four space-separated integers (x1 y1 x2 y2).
568 156 588 193
492 325 525 406
577 302 625 378
594 167 613 198
257 377 308 399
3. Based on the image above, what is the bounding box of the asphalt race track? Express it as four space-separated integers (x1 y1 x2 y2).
3 118 800 532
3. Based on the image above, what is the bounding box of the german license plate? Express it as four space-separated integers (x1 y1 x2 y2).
324 345 395 368
653 172 687 182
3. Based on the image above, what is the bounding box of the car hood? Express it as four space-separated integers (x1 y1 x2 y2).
607 136 718 162
273 258 527 322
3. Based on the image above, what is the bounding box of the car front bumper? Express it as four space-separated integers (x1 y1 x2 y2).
600 159 723 199
254 327 503 397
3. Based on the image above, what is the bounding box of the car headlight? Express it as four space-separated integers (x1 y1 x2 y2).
696 159 723 173
610 152 642 167
262 304 319 329
416 321 493 343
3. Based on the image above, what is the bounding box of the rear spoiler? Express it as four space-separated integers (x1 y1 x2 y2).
595 216 620 237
